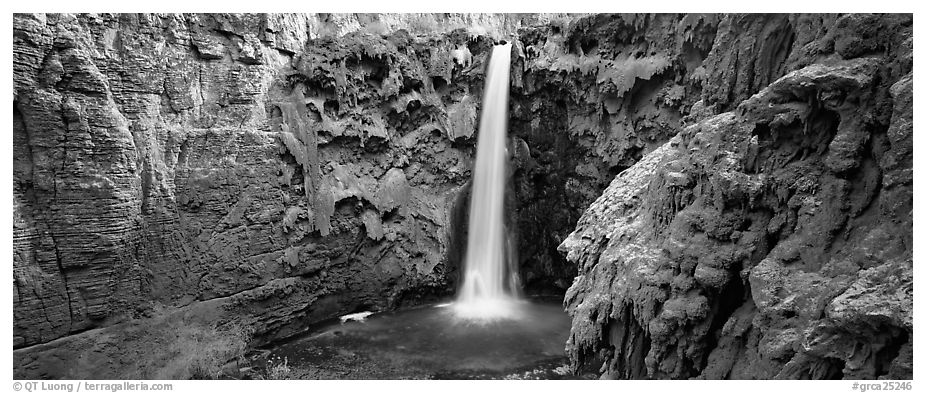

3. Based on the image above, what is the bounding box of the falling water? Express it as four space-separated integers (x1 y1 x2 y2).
453 43 523 320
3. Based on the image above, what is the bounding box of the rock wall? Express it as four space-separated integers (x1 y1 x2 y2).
11 14 445 377
11 12 597 378
561 13 913 379
510 14 720 292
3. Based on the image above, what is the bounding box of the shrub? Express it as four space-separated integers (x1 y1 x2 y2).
313 23 341 40
360 21 388 36
257 355 294 380
407 16 440 36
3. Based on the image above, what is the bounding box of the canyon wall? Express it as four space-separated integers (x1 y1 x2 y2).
12 13 479 378
11 13 597 378
510 14 720 291
12 13 913 380
561 14 913 379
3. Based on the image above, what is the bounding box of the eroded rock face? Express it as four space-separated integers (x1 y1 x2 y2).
12 13 483 378
12 13 602 379
510 14 721 292
561 13 912 380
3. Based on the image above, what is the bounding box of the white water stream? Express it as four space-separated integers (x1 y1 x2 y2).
453 43 523 320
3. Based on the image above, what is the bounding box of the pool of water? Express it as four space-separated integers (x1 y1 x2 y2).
256 299 582 379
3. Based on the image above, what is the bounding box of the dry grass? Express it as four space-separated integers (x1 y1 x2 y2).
149 321 253 379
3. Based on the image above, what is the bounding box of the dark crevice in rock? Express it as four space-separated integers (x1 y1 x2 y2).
606 306 651 379
701 273 747 370
874 329 909 378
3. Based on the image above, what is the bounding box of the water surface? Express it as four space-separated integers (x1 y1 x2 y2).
262 300 576 379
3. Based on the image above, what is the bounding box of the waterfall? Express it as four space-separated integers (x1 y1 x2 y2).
453 43 523 320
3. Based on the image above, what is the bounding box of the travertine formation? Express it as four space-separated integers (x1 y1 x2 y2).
561 14 912 379
13 13 913 380
11 13 602 378
510 14 720 291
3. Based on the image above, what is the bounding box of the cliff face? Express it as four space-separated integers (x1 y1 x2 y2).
14 13 323 350
561 13 912 379
510 14 719 291
12 11 487 360
11 13 603 379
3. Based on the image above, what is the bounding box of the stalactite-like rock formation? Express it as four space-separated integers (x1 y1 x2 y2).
561 13 912 380
12 13 595 378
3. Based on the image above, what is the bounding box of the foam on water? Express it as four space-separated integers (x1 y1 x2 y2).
452 297 526 321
